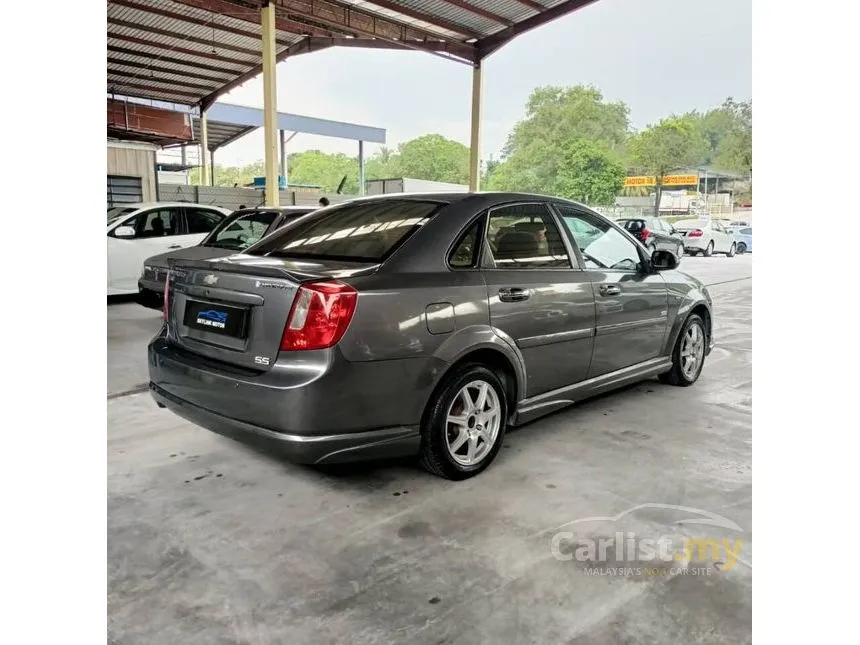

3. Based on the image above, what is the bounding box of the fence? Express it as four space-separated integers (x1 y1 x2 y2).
155 184 349 211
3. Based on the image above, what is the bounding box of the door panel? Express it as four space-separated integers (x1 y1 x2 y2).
554 204 669 377
107 207 184 293
483 203 596 398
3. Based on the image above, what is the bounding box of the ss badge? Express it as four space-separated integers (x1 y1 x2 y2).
254 356 270 366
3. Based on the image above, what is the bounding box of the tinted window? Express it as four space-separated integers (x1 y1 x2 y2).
486 203 571 269
740 227 752 235
107 206 137 225
205 210 280 251
449 217 483 268
186 209 224 234
247 200 440 262
135 208 180 238
556 206 641 272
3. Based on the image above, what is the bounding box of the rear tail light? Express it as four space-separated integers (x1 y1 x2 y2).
280 280 358 351
688 229 703 238
163 271 170 321
640 227 650 242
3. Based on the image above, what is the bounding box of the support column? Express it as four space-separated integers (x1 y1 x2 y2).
468 61 483 192
358 140 365 196
200 111 209 186
261 0 279 207
210 150 215 186
280 129 286 186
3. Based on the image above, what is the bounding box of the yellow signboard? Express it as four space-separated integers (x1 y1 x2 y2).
624 176 656 187
662 174 699 186
624 174 699 187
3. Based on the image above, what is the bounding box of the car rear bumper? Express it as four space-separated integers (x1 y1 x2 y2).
138 277 164 294
147 333 429 464
150 383 420 464
682 238 707 251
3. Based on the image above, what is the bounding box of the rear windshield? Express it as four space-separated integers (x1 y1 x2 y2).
246 199 442 262
203 210 280 250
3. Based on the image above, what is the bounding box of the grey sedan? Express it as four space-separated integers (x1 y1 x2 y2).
150 193 713 480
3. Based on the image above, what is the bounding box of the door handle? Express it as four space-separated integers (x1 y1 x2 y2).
498 287 531 303
599 284 621 296
167 244 181 249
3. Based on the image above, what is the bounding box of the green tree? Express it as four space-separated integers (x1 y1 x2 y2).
393 134 470 184
628 116 708 216
713 99 752 174
287 150 359 192
556 140 626 205
490 85 630 194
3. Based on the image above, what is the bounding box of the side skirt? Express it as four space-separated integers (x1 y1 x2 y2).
510 357 673 427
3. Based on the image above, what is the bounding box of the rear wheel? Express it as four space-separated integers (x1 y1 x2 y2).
419 364 508 480
737 242 747 254
659 314 707 386
727 242 736 257
703 241 714 257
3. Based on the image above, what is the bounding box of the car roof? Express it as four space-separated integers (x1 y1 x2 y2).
110 201 227 211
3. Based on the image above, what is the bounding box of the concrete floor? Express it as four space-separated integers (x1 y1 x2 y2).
108 255 752 645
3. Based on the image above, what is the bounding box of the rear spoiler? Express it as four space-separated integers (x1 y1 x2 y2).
167 256 312 282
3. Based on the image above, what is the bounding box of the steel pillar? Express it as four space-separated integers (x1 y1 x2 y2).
210 150 215 186
200 111 209 186
468 62 483 192
261 1 279 206
358 140 365 195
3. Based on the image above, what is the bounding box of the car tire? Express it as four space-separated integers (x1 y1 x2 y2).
727 243 736 257
737 243 747 255
419 363 508 480
703 241 714 257
659 313 708 387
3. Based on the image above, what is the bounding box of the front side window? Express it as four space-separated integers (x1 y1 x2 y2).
247 199 442 262
556 205 642 272
135 208 180 238
205 211 279 251
485 203 571 269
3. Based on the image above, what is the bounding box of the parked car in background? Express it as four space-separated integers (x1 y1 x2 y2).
732 226 752 254
138 206 316 307
616 217 684 258
674 218 737 257
108 202 231 295
150 193 714 480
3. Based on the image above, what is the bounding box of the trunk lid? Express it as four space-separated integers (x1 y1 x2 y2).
166 254 378 371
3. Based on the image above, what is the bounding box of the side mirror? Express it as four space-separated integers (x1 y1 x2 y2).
114 226 135 238
651 249 678 271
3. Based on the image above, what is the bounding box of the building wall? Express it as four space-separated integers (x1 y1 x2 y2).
107 141 157 202
156 184 349 212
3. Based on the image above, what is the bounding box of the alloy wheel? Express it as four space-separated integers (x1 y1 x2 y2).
681 322 706 380
445 380 501 466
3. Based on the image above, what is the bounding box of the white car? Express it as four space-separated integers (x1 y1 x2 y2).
107 202 231 295
674 218 737 257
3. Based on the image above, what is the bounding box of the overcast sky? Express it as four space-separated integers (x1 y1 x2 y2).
200 0 751 167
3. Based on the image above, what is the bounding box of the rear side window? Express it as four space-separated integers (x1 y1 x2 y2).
486 203 571 269
449 217 484 268
186 208 224 234
247 199 442 262
740 227 752 235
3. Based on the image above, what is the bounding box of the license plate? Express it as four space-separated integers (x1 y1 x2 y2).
183 300 248 338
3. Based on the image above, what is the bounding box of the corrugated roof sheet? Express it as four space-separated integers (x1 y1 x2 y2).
107 0 598 107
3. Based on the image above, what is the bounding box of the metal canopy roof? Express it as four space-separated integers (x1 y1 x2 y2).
190 101 387 150
107 0 599 107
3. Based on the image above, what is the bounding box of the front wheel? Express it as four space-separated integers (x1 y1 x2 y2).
659 314 708 386
703 241 714 257
727 243 736 257
419 364 508 480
